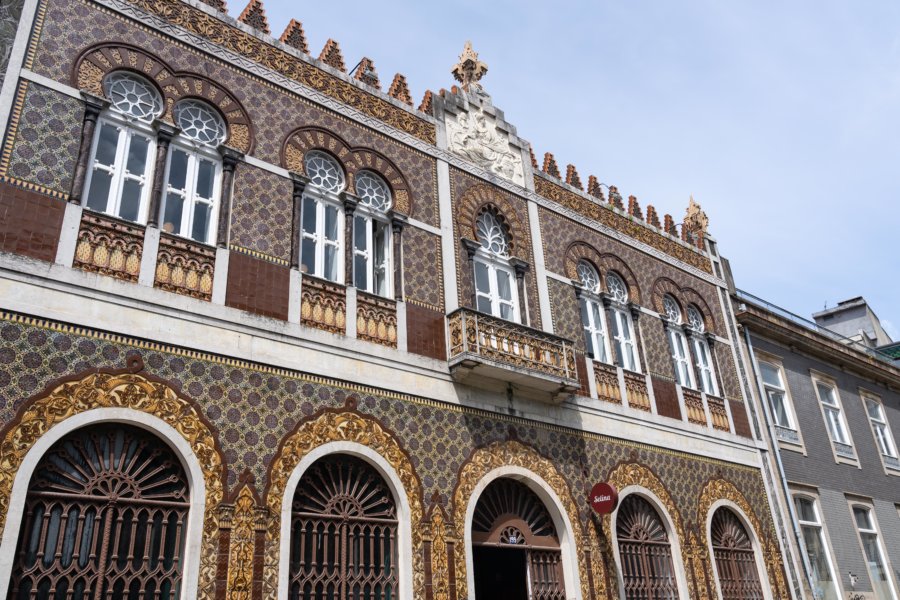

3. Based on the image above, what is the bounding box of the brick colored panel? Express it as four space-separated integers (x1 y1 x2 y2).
406 302 446 361
574 351 590 396
0 181 64 261
729 398 753 439
652 376 681 421
225 251 289 320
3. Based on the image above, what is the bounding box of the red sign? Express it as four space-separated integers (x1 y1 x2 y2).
589 483 618 514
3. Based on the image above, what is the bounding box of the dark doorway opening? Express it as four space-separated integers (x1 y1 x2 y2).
473 546 528 600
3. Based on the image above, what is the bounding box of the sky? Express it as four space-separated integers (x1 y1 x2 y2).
249 0 900 338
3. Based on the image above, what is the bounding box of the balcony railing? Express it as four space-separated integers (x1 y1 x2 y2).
447 308 579 397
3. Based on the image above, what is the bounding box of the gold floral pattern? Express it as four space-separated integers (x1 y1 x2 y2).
226 484 258 600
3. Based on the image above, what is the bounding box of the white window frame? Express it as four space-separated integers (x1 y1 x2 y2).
849 502 899 600
82 113 156 224
811 372 857 465
299 187 344 283
792 493 842 600
691 334 718 396
352 207 393 297
576 261 612 364
473 250 519 322
861 390 900 475
754 354 805 452
608 305 639 373
159 143 222 244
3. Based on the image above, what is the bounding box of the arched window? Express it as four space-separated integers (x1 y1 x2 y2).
7 424 190 600
83 72 162 223
352 171 393 297
851 505 897 600
687 305 718 396
710 508 764 600
473 209 519 322
615 495 678 599
663 295 694 388
159 100 225 244
300 151 346 282
471 478 565 600
577 260 610 363
288 455 397 600
605 272 639 372
793 496 839 600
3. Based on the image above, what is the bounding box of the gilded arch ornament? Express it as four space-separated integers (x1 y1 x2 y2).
73 43 254 153
451 440 590 600
282 126 413 214
698 478 789 600
0 362 226 600
263 407 425 600
455 182 530 258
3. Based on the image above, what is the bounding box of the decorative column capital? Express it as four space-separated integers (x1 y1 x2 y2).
629 304 641 321
218 145 244 171
341 192 359 215
153 120 178 143
80 92 108 119
389 211 408 234
461 238 480 260
509 257 529 280
289 171 309 196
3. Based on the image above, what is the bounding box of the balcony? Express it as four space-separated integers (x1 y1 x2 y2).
447 308 580 400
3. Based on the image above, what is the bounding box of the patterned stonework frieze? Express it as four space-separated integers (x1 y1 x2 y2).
154 233 215 300
683 388 707 426
300 276 346 334
74 211 144 282
356 292 398 348
623 370 651 411
594 362 621 404
707 396 730 432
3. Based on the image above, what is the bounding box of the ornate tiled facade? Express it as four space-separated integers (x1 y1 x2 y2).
229 166 293 263
403 225 443 310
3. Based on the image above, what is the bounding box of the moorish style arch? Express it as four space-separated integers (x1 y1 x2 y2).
74 43 254 154
451 440 593 600
651 277 718 335
0 361 226 600
563 245 642 304
455 183 530 259
264 404 425 600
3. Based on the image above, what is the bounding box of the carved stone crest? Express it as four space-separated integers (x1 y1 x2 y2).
684 195 709 235
446 108 524 185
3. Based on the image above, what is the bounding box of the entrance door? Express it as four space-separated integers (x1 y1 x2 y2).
473 546 528 600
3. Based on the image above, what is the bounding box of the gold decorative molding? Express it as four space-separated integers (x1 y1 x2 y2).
300 275 346 334
623 370 651 412
356 292 398 347
120 0 435 144
451 440 589 600
683 388 707 425
426 506 453 600
226 484 261 600
594 362 621 404
707 396 730 432
74 211 144 282
155 233 215 300
0 369 225 600
264 409 425 600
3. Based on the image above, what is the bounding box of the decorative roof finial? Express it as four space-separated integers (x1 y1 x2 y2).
451 41 488 93
684 195 709 234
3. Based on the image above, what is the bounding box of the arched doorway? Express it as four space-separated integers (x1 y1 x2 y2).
6 423 190 600
710 508 764 600
288 454 398 600
471 478 565 600
615 494 679 599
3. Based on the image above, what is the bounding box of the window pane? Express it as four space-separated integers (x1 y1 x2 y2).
300 238 316 274
85 170 112 212
162 192 184 234
816 382 837 406
800 526 838 600
476 295 492 314
125 134 149 175
866 399 883 421
324 206 339 242
95 123 119 167
191 202 211 243
118 179 142 222
168 149 189 191
496 270 513 301
768 390 790 427
760 362 782 387
500 302 514 321
354 216 368 252
302 197 317 235
354 254 367 290
853 508 870 530
474 261 490 296
580 299 591 329
794 498 817 523
324 244 338 282
374 222 388 265
195 159 215 200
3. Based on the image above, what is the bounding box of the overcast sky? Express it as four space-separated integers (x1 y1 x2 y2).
251 0 900 338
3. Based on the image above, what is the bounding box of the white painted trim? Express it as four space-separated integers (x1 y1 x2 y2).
0 408 207 600
436 159 458 313
790 491 845 600
610 486 691 600
55 202 83 267
288 268 301 323
406 218 441 237
0 0 43 134
462 466 582 600
139 225 160 286
276 441 414 600
211 247 229 305
243 153 290 178
346 285 357 338
20 69 82 99
527 200 553 332
396 300 407 353
706 500 775 600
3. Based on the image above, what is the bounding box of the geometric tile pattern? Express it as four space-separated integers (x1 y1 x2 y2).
547 277 582 352
0 0 25 90
402 225 443 311
229 165 293 262
642 315 674 379
3 82 82 196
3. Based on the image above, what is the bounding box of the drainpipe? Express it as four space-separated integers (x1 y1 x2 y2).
742 327 818 599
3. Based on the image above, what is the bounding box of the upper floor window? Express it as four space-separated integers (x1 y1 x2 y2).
606 272 639 372
352 171 392 297
577 260 609 363
159 100 225 244
852 506 897 600
664 295 694 388
84 72 161 223
687 305 717 396
759 361 795 431
793 496 839 600
864 395 899 469
300 151 345 282
813 379 854 459
473 209 518 321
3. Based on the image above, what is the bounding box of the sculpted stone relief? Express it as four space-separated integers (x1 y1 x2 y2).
446 109 524 185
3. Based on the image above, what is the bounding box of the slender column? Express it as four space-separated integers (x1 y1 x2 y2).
341 193 358 286
461 238 480 310
683 325 702 387
216 146 243 248
146 121 177 228
510 257 530 326
289 173 308 270
69 93 107 205
390 212 407 301
629 304 648 372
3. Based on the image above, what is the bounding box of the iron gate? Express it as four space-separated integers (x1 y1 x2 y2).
711 509 764 600
615 495 679 600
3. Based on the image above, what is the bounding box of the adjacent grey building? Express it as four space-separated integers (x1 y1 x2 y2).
735 291 900 600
